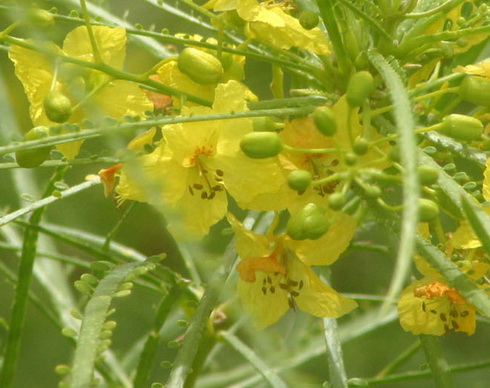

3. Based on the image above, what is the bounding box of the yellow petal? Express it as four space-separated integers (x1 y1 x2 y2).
287 211 357 266
63 26 126 68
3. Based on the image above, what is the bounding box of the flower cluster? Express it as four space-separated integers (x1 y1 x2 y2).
8 1 490 333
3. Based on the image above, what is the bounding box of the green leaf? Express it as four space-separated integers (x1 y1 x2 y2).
460 195 490 255
368 50 420 311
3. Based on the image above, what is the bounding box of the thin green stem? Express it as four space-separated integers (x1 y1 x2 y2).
79 0 103 63
375 341 421 377
419 335 455 388
219 331 288 388
165 239 237 388
0 177 101 227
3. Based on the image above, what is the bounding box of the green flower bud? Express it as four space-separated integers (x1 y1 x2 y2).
25 8 54 29
328 192 347 211
417 165 439 186
299 10 319 30
439 114 483 141
346 71 375 107
15 126 52 168
345 152 358 166
240 132 283 159
419 198 439 222
362 184 382 198
253 116 277 132
287 203 330 240
459 76 490 107
44 91 72 123
287 169 312 192
177 47 224 84
353 137 369 155
312 106 337 136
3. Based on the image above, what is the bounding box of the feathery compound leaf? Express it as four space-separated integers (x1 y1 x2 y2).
368 50 419 310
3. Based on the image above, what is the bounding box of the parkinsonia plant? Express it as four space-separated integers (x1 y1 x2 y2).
3 0 490 387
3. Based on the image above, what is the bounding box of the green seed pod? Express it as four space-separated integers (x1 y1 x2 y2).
44 91 72 123
15 126 52 168
419 198 439 222
299 10 319 30
253 116 277 132
346 71 375 107
417 165 439 186
353 137 369 155
459 76 490 107
328 192 347 211
177 47 224 84
439 114 483 141
312 106 337 136
362 183 382 198
287 169 312 192
240 132 283 159
287 203 330 240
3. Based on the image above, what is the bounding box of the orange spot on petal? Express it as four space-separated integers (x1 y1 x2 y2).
237 254 286 283
98 163 123 197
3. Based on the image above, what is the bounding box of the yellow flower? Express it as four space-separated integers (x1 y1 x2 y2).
398 279 477 335
9 26 152 159
228 213 357 329
117 80 287 238
398 241 489 336
156 35 246 107
212 0 330 54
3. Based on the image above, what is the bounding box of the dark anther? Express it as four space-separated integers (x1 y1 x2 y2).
201 191 208 199
267 276 272 284
422 302 426 312
430 309 437 314
216 169 224 176
261 287 267 295
290 290 300 298
270 286 275 294
440 313 447 322
208 192 216 200
213 185 223 191
452 320 459 330
279 283 288 290
287 279 298 287
188 186 194 195
450 309 458 318
461 310 470 317
298 280 304 290
193 183 203 190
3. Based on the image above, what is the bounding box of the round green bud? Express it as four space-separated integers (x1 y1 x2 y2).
345 152 358 166
299 10 319 30
417 165 439 186
353 137 369 155
25 8 54 29
15 126 52 168
346 71 375 107
312 106 337 136
240 132 283 159
418 198 439 222
362 184 382 198
253 116 277 132
287 203 330 240
439 114 483 141
459 76 490 107
287 169 312 192
44 91 72 123
177 47 224 84
328 192 346 211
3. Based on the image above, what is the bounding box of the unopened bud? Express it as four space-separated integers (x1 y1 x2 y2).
417 165 439 186
439 114 483 141
287 169 312 192
44 91 72 123
25 8 54 29
240 132 282 159
312 106 337 136
419 198 439 222
346 71 375 107
177 48 224 84
253 116 277 132
15 126 52 168
459 76 490 107
287 203 330 240
328 192 347 210
299 10 319 30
